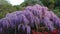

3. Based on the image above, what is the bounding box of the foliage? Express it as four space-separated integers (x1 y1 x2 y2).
0 0 60 18
20 0 44 7
0 4 18 18
0 0 22 18
20 0 60 17
0 0 9 5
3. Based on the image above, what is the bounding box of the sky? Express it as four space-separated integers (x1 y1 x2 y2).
7 0 24 5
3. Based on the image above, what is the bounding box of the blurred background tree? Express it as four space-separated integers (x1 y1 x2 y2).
20 0 44 7
21 0 60 18
0 0 9 5
0 0 60 18
0 0 20 18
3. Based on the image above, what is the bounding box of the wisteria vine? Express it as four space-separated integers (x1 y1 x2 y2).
0 4 60 34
